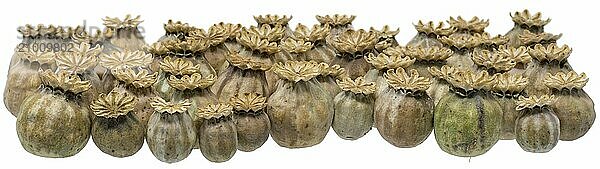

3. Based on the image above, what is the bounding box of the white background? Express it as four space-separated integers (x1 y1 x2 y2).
0 0 598 168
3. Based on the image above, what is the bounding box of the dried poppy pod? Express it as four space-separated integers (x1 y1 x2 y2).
197 104 237 163
518 30 562 48
544 71 595 141
10 24 70 67
267 61 334 148
447 16 489 36
523 43 572 96
168 73 218 120
4 50 55 116
254 14 293 37
331 29 380 79
160 37 216 75
90 91 144 157
364 47 416 97
475 33 509 51
190 23 242 74
497 45 532 74
439 33 483 70
230 93 270 152
161 20 196 41
153 57 203 100
17 70 92 158
515 95 560 153
333 77 375 140
472 48 517 74
316 14 356 40
315 63 348 97
434 70 502 157
407 21 454 48
506 10 552 47
146 98 196 163
371 25 400 53
275 24 333 63
98 49 153 93
112 68 158 126
375 68 433 147
492 73 529 140
102 15 147 52
404 46 453 76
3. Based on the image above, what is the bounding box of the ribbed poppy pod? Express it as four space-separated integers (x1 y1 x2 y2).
434 70 502 157
98 49 153 93
515 95 560 153
492 73 529 140
190 23 242 74
544 71 595 141
330 29 380 79
4 50 55 116
168 73 218 121
90 91 144 157
254 14 293 38
427 65 460 105
197 104 237 163
439 33 483 71
159 38 216 76
505 10 552 47
375 68 433 147
333 77 375 140
275 24 333 63
267 61 334 148
230 93 270 152
10 25 73 67
153 57 203 100
146 98 196 163
17 70 92 158
112 68 158 126
523 43 572 96
364 46 416 98
407 21 454 48
371 25 400 53
315 63 348 97
101 15 148 53
316 14 356 41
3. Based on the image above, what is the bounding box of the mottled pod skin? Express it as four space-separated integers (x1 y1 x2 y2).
267 79 334 148
234 112 270 152
434 91 502 157
146 111 196 163
516 107 560 153
551 90 596 141
211 68 269 103
91 113 145 157
333 92 374 140
375 90 433 147
114 86 156 128
199 117 238 163
16 91 91 158
4 62 46 116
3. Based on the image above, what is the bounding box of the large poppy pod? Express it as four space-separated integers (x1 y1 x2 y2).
543 71 595 141
112 68 158 127
316 14 356 41
514 95 560 153
101 15 148 53
491 73 529 140
17 70 92 158
254 14 293 38
167 73 218 122
406 21 454 48
333 77 375 140
90 91 144 157
505 10 552 47
230 93 270 152
191 23 242 74
98 49 153 93
267 61 334 148
274 24 333 63
375 68 433 148
197 104 238 163
364 46 415 98
146 98 196 163
371 25 400 53
211 49 272 103
523 43 572 96
330 29 380 79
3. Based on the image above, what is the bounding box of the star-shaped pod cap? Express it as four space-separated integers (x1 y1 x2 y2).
197 103 233 120
230 93 267 112
384 68 432 92
150 97 191 114
316 14 356 26
40 70 91 94
544 71 588 90
510 9 551 27
336 77 376 95
516 95 556 111
365 46 415 70
90 90 137 118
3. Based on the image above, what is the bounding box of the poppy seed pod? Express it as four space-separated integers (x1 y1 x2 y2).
492 73 529 140
254 14 293 38
371 25 400 53
543 71 595 141
112 68 158 127
316 63 347 97
407 21 454 48
316 14 356 42
153 57 205 100
146 98 196 163
439 33 482 71
375 68 433 148
275 24 334 64
331 29 379 79
403 46 452 104
17 70 92 158
333 77 375 140
197 104 238 163
364 46 416 98
427 65 460 105
434 70 502 157
160 37 216 75
190 23 242 74
101 15 147 52
514 95 560 153
230 93 270 152
505 10 552 47
523 43 572 96
267 61 334 148
168 73 218 119
98 49 154 93
90 91 144 157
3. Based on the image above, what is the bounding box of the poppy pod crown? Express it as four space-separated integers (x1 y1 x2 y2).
384 68 432 92
365 47 415 70
197 104 233 120
150 97 191 114
226 52 272 71
147 42 169 56
55 43 101 74
103 15 143 30
112 68 158 88
472 49 517 72
100 50 153 70
254 14 292 26
245 24 286 42
511 10 551 27
404 46 453 62
161 38 211 54
447 16 489 33
18 24 71 38
16 50 55 65
428 65 460 82
371 25 400 39
478 33 509 47
272 61 326 82
40 70 92 94
544 71 588 90
159 56 201 75
336 77 376 95
413 21 455 36
518 30 562 46
316 14 356 26
90 90 137 118
319 63 348 79
493 73 529 94
439 34 484 49
189 28 228 47
280 38 314 54
291 24 330 42
497 45 532 64
230 93 267 112
445 70 497 92
167 73 216 91
528 43 571 63
71 26 103 45
332 29 379 54
163 20 195 34
236 29 280 54
516 95 556 111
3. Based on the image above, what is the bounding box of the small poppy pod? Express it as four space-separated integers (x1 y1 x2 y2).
407 21 455 48
523 43 572 96
371 25 400 53
101 15 148 53
189 23 242 74
230 93 270 152
316 14 356 41
153 56 205 100
98 49 154 93
254 14 293 38
17 70 92 158
543 71 595 141
197 104 237 163
427 65 460 105
146 98 196 163
330 29 380 79
267 61 334 148
439 33 483 71
333 77 375 140
275 23 332 63
90 90 144 157
375 68 433 148
433 70 502 157
211 50 271 103
159 37 216 75
364 46 416 98
505 10 552 47
491 73 529 140
4 50 55 116
112 68 159 127
515 95 560 153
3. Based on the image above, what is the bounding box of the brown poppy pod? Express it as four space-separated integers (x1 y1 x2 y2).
101 15 147 52
230 93 270 152
190 23 242 74
4 50 55 116
90 91 144 157
197 104 237 163
427 65 460 105
439 33 482 71
491 73 529 140
146 98 196 163
168 73 218 133
254 14 293 38
333 77 375 140
375 68 433 148
505 10 552 47
407 21 454 48
111 68 158 127
364 46 415 98
17 70 92 158
523 43 572 96
316 14 356 41
544 71 595 141
267 61 334 148
159 37 216 76
98 49 154 93
514 95 560 153
331 29 380 79
153 57 206 100
371 25 400 53
274 24 332 63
